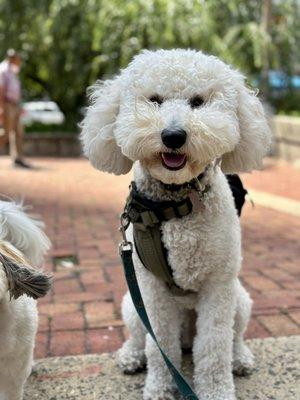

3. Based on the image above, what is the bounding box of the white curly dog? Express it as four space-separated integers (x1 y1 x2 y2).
0 202 50 400
81 49 271 400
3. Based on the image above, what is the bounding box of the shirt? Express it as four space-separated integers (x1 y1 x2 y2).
0 61 21 103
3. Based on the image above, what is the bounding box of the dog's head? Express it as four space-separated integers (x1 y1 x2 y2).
81 49 271 184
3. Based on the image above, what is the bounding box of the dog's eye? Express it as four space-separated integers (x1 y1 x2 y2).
190 96 204 109
148 95 163 106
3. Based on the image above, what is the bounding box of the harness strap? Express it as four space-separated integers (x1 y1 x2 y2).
127 183 193 226
120 246 198 400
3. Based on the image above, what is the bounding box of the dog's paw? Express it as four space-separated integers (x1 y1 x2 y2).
232 359 253 377
116 346 146 374
197 392 236 400
143 387 176 400
233 343 254 376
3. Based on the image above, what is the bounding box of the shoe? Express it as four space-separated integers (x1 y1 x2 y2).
13 159 32 169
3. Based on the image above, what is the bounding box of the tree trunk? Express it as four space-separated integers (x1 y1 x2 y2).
260 0 272 99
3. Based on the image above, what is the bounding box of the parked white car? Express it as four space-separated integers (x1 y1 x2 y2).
21 101 65 126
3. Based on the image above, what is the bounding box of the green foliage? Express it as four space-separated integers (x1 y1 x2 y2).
0 0 299 127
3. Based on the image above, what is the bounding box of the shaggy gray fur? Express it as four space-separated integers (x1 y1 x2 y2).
1 253 52 300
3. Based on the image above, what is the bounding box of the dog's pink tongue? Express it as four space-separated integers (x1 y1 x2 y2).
162 153 186 168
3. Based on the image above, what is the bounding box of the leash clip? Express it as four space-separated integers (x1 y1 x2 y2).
119 212 133 255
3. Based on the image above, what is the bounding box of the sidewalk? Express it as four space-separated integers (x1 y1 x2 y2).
24 336 300 399
0 156 299 358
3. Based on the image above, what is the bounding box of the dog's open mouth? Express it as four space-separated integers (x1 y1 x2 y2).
161 152 187 171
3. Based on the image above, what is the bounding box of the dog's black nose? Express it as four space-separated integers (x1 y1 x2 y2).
161 129 187 149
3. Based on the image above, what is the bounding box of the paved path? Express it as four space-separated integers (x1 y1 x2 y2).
24 336 300 400
0 157 299 358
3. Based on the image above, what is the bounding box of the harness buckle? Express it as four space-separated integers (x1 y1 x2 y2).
192 177 205 194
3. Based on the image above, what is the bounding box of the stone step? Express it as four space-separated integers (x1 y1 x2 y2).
25 336 299 399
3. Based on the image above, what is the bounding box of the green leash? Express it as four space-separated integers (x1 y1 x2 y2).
119 237 198 399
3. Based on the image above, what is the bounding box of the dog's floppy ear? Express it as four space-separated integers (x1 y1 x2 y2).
80 77 133 175
221 82 272 173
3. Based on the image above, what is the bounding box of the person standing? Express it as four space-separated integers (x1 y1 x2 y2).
0 49 31 168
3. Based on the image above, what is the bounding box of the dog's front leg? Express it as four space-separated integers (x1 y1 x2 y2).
3 381 25 400
193 276 236 400
143 287 183 400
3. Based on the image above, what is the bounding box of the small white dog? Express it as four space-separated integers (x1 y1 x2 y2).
0 201 51 400
81 49 271 400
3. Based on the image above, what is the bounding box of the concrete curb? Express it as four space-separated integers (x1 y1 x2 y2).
249 189 300 217
25 336 299 399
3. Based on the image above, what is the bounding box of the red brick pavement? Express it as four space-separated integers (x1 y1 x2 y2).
0 156 299 358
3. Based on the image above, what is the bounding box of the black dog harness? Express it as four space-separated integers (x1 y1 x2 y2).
121 173 247 296
119 172 248 398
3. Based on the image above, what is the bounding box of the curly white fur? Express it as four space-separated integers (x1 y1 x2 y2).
81 49 271 400
0 201 50 265
0 201 50 400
